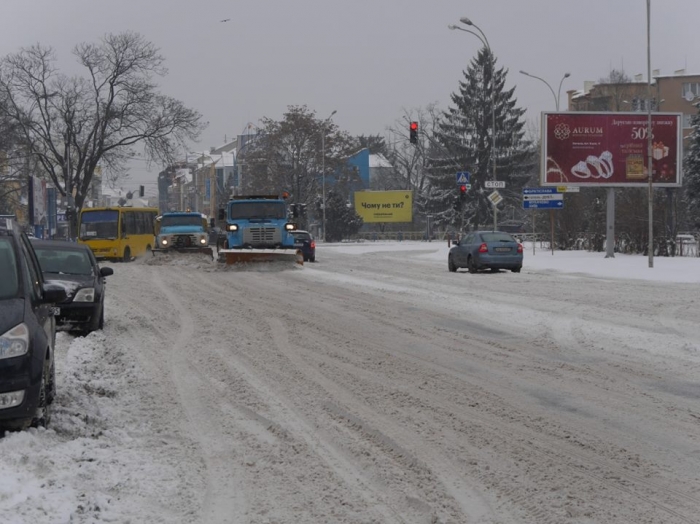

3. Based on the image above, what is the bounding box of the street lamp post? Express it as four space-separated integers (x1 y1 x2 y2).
450 18 498 231
321 110 337 242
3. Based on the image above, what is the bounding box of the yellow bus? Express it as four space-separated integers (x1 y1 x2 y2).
78 207 158 262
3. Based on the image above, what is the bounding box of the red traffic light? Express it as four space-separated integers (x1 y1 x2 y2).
409 121 418 144
459 184 467 193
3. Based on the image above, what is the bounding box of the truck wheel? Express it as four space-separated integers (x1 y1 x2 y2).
122 247 131 262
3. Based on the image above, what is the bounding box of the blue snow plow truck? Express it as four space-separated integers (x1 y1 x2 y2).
217 194 302 265
153 212 213 258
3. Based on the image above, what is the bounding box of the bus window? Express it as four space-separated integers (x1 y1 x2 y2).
80 210 119 240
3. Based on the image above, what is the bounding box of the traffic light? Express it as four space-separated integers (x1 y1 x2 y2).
459 184 467 201
409 121 418 144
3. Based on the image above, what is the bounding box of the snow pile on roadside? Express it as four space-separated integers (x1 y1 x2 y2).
0 331 196 524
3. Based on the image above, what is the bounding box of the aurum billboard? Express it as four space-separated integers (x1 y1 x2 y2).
541 112 682 187
354 190 413 223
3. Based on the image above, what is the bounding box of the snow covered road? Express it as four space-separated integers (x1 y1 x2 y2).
3 242 700 523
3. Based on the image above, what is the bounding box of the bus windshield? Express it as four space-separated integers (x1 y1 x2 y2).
160 215 204 228
230 202 286 220
80 210 119 240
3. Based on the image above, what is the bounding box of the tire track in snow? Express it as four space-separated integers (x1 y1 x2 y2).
150 269 247 524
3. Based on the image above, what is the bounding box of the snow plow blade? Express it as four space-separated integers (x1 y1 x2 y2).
218 249 303 266
152 246 214 258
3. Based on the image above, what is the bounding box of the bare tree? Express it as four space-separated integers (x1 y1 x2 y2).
0 32 205 231
242 105 357 205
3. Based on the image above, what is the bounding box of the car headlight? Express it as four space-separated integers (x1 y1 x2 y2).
227 224 238 232
73 287 96 302
0 323 29 360
284 223 296 231
161 238 169 246
199 236 207 245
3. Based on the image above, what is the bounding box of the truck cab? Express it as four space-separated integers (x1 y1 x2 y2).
153 212 212 256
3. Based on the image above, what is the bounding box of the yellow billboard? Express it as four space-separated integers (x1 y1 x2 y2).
354 190 413 223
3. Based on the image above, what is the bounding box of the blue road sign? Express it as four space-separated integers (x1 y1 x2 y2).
523 187 557 194
523 200 564 209
456 171 470 184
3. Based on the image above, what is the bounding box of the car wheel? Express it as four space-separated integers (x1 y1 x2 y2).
87 304 104 333
467 256 477 274
310 255 315 263
512 267 521 273
303 255 309 262
46 360 56 405
448 256 457 272
122 247 131 262
98 307 105 329
30 359 51 429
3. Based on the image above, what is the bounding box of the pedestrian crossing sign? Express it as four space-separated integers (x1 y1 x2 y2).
456 171 470 184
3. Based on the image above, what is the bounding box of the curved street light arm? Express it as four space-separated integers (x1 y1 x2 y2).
519 71 558 110
459 18 491 54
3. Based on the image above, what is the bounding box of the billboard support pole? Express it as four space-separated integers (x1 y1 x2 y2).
647 0 654 268
605 188 615 258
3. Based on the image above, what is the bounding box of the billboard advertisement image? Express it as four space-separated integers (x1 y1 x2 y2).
354 190 413 223
542 112 682 187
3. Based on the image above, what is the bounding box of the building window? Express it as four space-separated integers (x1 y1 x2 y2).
681 82 700 101
683 113 694 129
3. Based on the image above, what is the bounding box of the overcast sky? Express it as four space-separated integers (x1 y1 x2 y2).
1 0 698 191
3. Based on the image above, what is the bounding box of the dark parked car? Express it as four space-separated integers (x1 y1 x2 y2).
291 230 316 262
31 239 113 334
0 218 66 431
448 230 523 273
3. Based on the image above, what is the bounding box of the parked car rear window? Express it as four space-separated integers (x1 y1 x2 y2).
292 232 312 241
481 232 516 242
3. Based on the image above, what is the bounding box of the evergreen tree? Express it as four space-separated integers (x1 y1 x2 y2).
683 110 700 230
317 190 363 242
424 48 533 232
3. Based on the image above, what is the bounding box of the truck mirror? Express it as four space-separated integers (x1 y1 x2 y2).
210 218 215 228
218 209 225 220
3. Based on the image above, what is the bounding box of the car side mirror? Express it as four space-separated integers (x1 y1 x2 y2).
42 284 66 304
100 267 114 277
453 240 460 246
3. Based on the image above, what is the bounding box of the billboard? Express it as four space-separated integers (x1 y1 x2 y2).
541 112 682 187
354 190 413 223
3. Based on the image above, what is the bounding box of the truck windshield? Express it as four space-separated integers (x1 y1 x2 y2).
230 202 286 220
161 216 204 227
